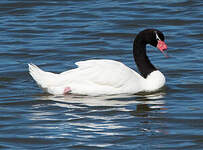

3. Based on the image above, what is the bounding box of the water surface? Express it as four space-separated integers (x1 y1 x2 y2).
0 0 203 149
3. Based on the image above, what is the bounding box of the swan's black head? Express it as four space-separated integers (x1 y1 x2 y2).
135 29 168 57
137 29 164 45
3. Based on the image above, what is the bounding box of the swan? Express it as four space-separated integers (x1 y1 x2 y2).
28 29 168 96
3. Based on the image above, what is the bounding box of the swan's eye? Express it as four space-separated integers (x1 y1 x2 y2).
155 31 161 41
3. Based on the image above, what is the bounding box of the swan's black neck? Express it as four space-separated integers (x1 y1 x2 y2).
133 33 157 78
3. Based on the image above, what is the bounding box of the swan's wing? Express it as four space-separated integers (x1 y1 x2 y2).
61 59 142 88
29 60 144 95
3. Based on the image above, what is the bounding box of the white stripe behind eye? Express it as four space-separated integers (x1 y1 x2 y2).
155 31 161 41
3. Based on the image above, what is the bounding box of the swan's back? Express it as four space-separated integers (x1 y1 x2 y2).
29 60 144 95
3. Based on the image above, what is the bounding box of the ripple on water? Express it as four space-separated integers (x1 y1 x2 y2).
0 0 203 149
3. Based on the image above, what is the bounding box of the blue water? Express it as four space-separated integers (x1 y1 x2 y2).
0 0 203 149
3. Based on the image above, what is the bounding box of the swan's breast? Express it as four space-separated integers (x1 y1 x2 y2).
144 70 165 92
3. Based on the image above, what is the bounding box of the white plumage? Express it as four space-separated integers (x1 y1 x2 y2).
28 59 165 96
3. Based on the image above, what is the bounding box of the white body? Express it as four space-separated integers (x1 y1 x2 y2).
28 59 165 96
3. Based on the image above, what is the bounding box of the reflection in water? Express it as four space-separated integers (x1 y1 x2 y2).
29 92 168 138
39 91 166 107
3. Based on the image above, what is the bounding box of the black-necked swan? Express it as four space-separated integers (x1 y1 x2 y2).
28 29 168 96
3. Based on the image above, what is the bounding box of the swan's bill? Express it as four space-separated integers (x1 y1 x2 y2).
157 40 168 58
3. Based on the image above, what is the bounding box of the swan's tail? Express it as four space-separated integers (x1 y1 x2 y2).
28 64 60 91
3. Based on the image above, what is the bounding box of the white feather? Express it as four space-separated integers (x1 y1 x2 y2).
28 59 165 96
